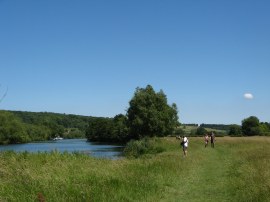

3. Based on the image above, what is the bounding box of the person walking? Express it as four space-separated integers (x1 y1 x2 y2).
204 133 209 148
182 136 188 157
210 132 215 148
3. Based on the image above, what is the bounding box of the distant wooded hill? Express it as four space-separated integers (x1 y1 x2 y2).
0 110 109 144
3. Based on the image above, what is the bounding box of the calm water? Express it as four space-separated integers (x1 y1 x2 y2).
0 139 124 159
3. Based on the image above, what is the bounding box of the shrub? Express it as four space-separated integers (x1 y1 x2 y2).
195 127 207 136
229 124 242 136
123 137 165 158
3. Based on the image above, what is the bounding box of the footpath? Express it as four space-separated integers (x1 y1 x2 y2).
164 141 233 202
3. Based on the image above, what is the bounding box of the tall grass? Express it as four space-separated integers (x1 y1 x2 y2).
0 137 269 201
223 137 270 202
123 137 165 158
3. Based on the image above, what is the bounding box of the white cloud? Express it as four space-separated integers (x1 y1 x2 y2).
244 93 253 99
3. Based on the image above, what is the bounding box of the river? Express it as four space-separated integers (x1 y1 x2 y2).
0 139 124 159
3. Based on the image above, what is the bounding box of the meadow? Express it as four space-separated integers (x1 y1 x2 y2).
0 136 269 202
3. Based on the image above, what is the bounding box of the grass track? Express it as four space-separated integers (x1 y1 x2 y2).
157 138 233 202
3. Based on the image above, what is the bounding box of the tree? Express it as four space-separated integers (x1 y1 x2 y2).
228 124 242 136
112 114 129 142
195 127 207 136
0 111 29 144
86 117 112 142
86 114 130 143
242 116 261 136
127 85 179 139
259 122 270 136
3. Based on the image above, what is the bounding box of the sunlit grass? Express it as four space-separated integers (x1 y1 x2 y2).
0 136 269 201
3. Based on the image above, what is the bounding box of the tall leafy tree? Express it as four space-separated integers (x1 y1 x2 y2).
127 85 179 139
242 116 261 136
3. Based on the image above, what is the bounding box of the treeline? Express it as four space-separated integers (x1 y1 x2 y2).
0 110 94 144
200 124 231 131
228 116 270 136
175 118 270 137
182 123 199 127
192 117 270 137
1 109 131 145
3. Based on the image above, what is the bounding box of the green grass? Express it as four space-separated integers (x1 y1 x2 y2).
178 125 227 136
0 137 270 201
180 125 198 134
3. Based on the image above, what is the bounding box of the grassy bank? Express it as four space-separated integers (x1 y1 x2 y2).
0 137 269 201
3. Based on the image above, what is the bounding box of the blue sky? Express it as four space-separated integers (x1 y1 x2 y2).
0 0 269 124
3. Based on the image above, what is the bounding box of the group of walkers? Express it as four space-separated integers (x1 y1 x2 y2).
204 132 215 148
177 131 216 157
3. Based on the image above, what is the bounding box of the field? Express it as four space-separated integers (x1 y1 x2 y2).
179 125 227 136
0 136 269 201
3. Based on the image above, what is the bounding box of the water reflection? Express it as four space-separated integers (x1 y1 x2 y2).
0 139 124 159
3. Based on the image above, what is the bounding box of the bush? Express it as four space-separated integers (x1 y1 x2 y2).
195 127 207 136
123 137 165 158
228 124 242 136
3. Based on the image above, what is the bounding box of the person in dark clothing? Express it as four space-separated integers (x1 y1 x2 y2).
210 132 215 148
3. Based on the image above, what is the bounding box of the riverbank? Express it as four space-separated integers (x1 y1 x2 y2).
0 136 269 201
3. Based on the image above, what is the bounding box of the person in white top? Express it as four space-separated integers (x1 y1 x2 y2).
204 133 209 148
182 136 188 157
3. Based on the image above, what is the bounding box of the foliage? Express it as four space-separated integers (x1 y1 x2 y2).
0 110 93 144
12 111 89 134
85 114 129 143
111 114 130 142
123 137 165 158
63 128 85 139
0 111 30 144
242 116 262 136
25 124 51 141
127 85 179 139
86 85 179 143
182 123 199 127
85 117 114 142
240 116 270 136
259 122 270 136
195 126 208 136
228 124 242 136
